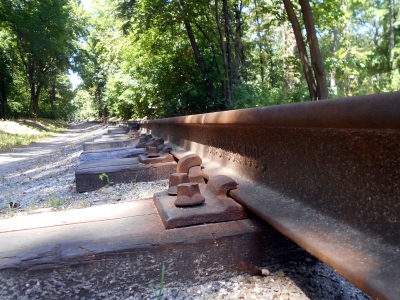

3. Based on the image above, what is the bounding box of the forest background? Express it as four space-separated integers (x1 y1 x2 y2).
0 0 399 121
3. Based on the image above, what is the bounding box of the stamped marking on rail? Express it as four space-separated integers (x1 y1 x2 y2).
206 138 269 171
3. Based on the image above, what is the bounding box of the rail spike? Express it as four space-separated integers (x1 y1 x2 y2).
176 153 202 174
136 137 164 148
162 144 173 154
144 146 159 158
168 173 190 195
206 175 238 197
174 183 205 207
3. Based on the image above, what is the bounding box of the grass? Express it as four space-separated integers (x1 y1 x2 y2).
0 202 19 219
46 194 67 210
0 118 68 151
151 264 166 300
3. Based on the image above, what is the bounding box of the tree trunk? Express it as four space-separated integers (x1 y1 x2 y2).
215 0 229 103
1 78 7 120
253 0 264 83
373 21 379 47
234 0 243 86
180 0 217 105
51 83 56 118
282 25 289 95
183 21 218 105
31 81 43 118
330 28 339 95
223 0 234 108
27 63 43 117
283 0 317 100
389 0 395 69
104 106 108 118
299 0 328 100
195 23 224 107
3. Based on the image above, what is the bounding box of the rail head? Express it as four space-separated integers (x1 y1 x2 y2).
141 91 400 130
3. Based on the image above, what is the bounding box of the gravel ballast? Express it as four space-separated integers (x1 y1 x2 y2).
0 122 373 300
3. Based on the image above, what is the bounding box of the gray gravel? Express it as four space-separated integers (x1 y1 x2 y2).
0 122 373 299
0 122 168 218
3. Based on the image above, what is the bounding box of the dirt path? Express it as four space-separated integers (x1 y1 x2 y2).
0 122 106 175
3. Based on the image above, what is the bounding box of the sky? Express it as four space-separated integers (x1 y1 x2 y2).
67 0 93 90
68 71 82 90
82 0 93 10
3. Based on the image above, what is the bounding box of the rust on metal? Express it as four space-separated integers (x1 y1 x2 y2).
140 134 152 142
136 137 164 148
168 173 190 195
162 144 173 154
144 146 160 158
188 165 203 183
176 153 202 173
154 175 247 229
138 152 174 164
174 183 205 207
128 129 141 138
141 91 400 300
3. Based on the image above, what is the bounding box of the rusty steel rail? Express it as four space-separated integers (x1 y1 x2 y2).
140 91 400 300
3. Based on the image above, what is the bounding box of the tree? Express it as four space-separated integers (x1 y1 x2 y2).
282 0 328 100
0 33 13 120
1 0 82 117
283 0 317 100
68 0 400 121
179 0 218 107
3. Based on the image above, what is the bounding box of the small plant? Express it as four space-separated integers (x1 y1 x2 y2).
99 173 113 187
46 194 66 209
80 199 91 208
130 174 139 187
7 204 15 216
130 174 139 192
151 263 165 300
25 202 38 214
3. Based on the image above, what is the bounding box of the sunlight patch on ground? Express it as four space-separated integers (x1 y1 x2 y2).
0 121 42 135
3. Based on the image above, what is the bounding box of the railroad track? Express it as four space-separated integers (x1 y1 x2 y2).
139 91 400 300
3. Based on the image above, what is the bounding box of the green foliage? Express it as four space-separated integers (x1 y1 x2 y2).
151 264 165 300
0 0 86 120
99 173 113 187
1 0 399 122
46 194 67 209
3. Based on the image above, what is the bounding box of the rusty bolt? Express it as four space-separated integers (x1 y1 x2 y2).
175 183 205 207
168 173 190 195
136 137 164 148
145 147 159 158
188 165 203 183
139 134 152 143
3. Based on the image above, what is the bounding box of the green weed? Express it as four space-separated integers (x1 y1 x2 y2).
80 199 91 208
46 194 66 209
151 264 165 300
25 202 38 214
99 173 113 187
